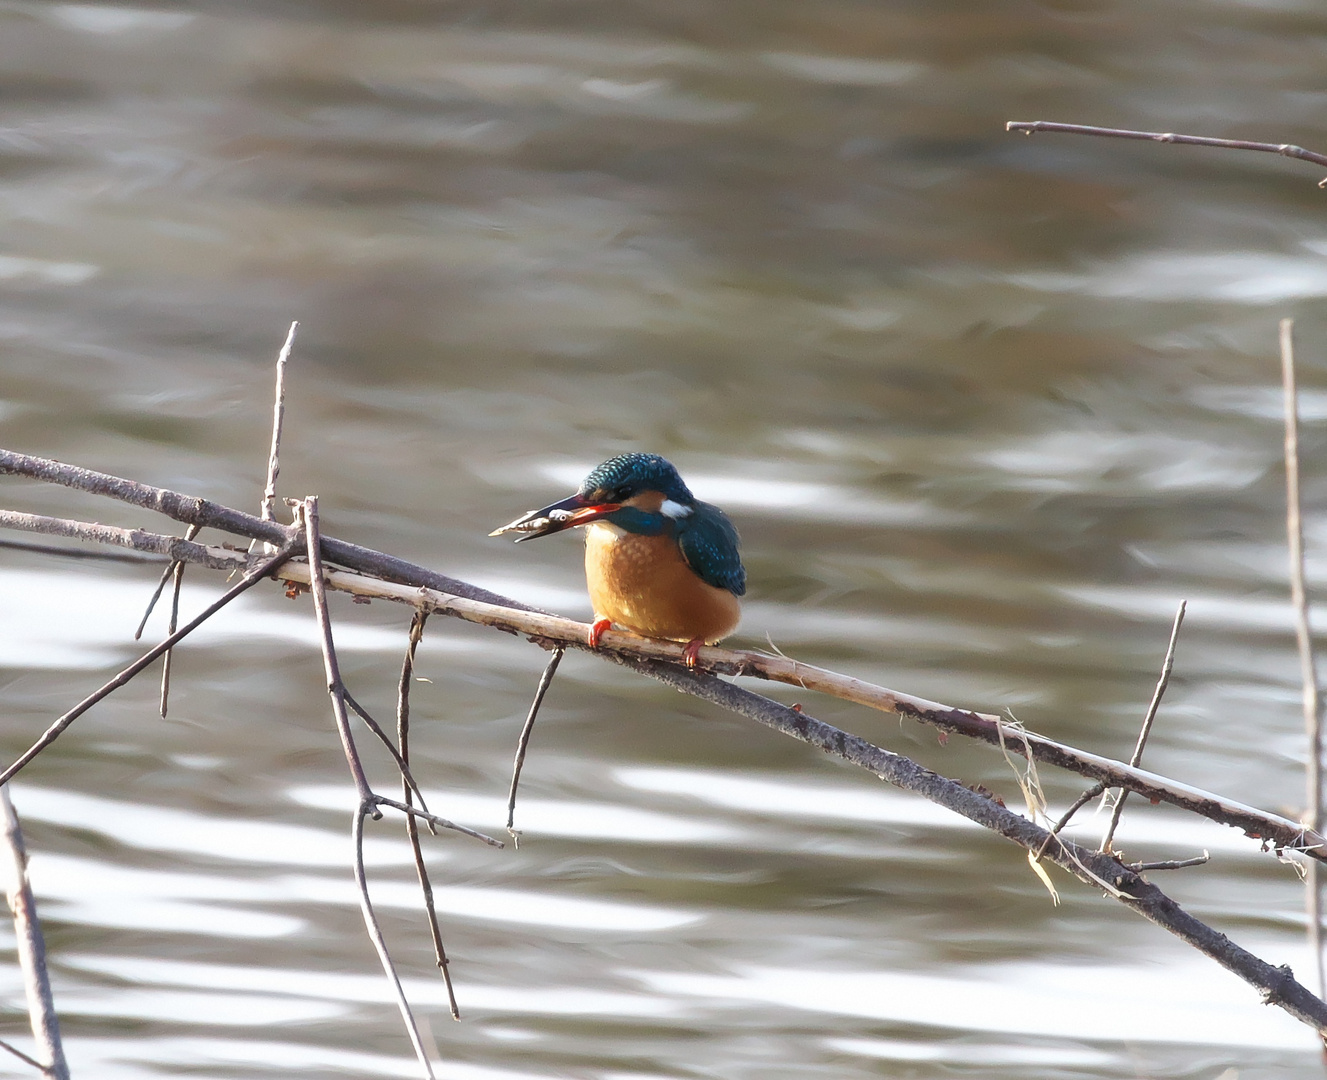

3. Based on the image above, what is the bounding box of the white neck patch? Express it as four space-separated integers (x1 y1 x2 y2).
660 499 692 519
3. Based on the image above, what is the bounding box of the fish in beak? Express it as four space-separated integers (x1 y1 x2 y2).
489 494 622 543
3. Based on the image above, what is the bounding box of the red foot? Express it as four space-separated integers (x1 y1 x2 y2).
682 638 705 669
588 618 613 649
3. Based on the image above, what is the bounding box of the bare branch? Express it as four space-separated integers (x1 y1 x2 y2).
0 448 533 610
0 498 1318 861
1006 120 1327 185
1102 600 1187 853
1 469 1325 1035
352 808 436 1080
1283 318 1326 1000
0 510 237 572
506 647 564 843
0 1038 49 1075
372 796 502 848
606 652 1327 1035
280 560 1326 861
397 611 460 1019
0 537 300 787
158 524 202 718
1131 854 1211 872
1035 781 1106 859
0 536 161 564
304 497 435 1076
261 322 298 526
302 497 375 811
341 689 430 815
0 788 68 1080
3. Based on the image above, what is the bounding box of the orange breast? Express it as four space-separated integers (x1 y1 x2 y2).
583 523 741 644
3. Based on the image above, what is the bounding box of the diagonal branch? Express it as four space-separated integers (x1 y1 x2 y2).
0 787 68 1080
1 477 1325 1035
0 448 530 610
1006 121 1327 186
396 611 461 1019
0 536 300 787
506 647 564 843
1101 599 1186 853
0 499 1319 861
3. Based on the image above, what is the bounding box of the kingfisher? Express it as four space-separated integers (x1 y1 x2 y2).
490 453 746 667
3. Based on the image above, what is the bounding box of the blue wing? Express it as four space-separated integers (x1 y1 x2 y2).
678 502 746 596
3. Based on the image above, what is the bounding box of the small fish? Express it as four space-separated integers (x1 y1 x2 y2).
489 507 574 542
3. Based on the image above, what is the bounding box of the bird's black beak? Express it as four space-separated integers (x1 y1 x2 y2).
489 494 622 543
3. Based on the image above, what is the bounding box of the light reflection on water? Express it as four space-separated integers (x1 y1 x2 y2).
1 0 1326 1077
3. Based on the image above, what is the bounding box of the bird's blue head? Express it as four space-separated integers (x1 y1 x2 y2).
577 453 693 506
490 453 695 541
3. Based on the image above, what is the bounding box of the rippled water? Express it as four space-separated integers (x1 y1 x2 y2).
2 1 1327 1076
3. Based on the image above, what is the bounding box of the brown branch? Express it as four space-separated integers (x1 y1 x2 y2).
341 689 431 815
1101 600 1186 854
0 510 239 573
1035 781 1105 859
158 523 201 718
351 808 436 1080
303 496 433 1079
1131 854 1210 872
1006 121 1327 186
1 476 1325 1035
371 796 501 848
290 561 1327 861
0 448 532 610
261 322 297 526
599 652 1327 1036
397 611 460 1020
0 788 68 1080
1283 318 1326 1001
0 495 1319 862
0 536 300 788
506 647 564 844
302 497 375 811
0 536 161 564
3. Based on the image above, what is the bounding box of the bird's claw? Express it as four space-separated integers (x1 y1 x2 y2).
588 618 613 649
682 639 704 669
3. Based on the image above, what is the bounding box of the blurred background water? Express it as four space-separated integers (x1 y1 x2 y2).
0 0 1325 1076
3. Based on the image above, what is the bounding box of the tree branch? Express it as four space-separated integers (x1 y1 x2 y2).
1006 120 1327 186
0 491 1318 862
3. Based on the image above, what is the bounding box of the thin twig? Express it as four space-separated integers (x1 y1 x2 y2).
1284 318 1326 1001
0 1038 48 1074
0 788 68 1080
261 322 298 527
0 538 300 788
506 647 564 844
342 689 431 816
302 497 375 811
158 524 202 717
1006 121 1327 186
0 536 162 564
1 483 1325 1035
1130 854 1211 872
305 496 433 1077
2 499 1319 862
135 565 176 641
1034 781 1106 859
0 447 535 609
352 808 436 1080
1101 600 1187 854
372 796 502 848
397 612 459 1019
